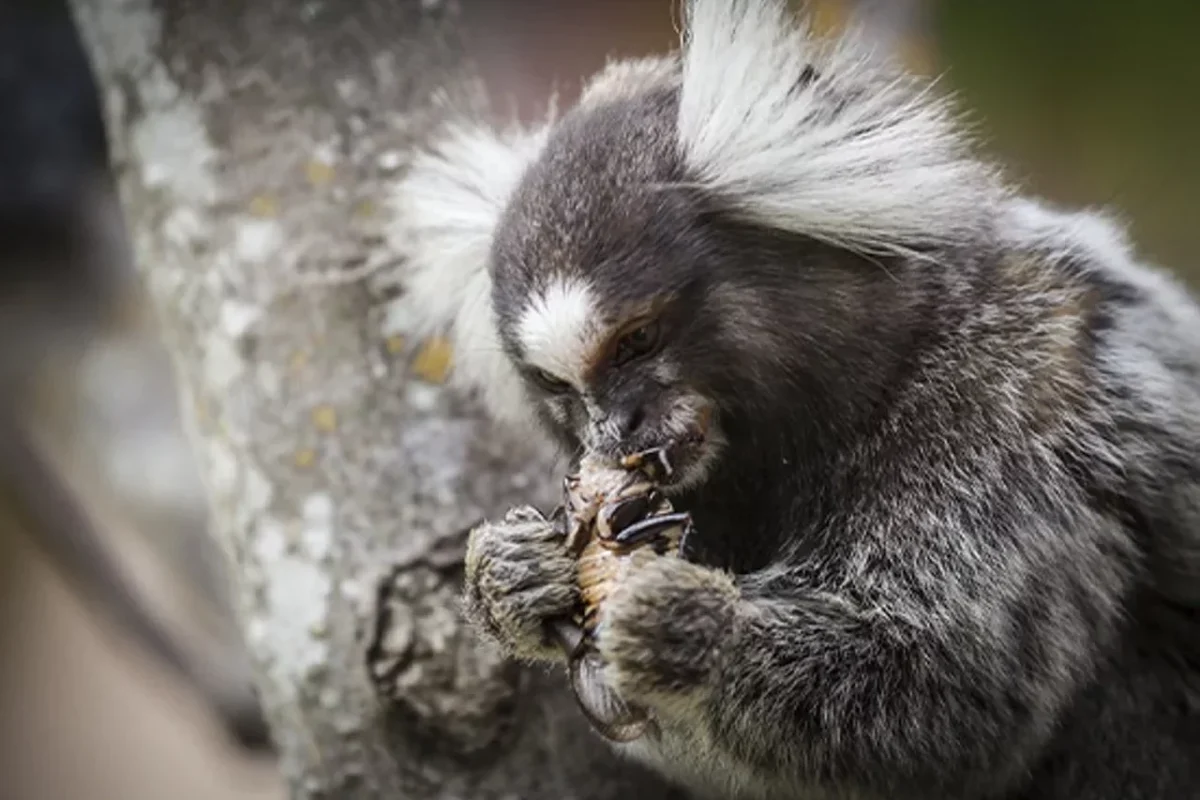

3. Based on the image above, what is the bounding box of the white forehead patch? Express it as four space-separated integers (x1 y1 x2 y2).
517 278 603 388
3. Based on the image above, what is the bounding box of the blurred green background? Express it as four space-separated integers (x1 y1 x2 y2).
935 0 1199 277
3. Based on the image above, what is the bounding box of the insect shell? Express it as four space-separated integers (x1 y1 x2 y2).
547 447 692 743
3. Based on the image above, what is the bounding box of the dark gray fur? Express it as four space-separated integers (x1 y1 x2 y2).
461 73 1200 800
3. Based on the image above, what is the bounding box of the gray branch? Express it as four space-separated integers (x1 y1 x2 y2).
66 0 677 796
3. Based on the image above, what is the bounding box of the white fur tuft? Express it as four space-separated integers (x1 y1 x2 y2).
578 55 681 110
1003 198 1136 268
1005 198 1200 325
390 119 549 430
676 0 1005 257
517 277 603 390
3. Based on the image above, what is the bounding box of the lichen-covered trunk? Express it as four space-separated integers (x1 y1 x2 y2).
65 1 677 797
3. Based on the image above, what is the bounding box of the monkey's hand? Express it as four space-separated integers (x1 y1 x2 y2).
595 553 739 714
462 505 579 663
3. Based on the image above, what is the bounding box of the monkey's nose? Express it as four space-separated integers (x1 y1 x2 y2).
614 405 647 440
595 401 649 445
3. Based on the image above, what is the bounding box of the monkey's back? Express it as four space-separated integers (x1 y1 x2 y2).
1000 199 1200 799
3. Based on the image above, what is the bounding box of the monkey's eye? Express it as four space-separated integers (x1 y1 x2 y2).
613 320 663 365
530 367 571 394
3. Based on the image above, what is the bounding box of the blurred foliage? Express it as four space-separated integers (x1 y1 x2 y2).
932 0 1200 278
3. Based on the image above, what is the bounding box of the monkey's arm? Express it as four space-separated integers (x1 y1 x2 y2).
598 456 1135 795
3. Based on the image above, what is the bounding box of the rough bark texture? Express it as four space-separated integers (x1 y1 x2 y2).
67 1 678 797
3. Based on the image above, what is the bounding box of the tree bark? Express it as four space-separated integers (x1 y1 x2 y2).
67 1 679 797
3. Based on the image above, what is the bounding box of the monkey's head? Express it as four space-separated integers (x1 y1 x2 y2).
395 0 1005 491
487 86 729 490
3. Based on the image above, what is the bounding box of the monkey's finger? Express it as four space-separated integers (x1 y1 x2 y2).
503 504 547 524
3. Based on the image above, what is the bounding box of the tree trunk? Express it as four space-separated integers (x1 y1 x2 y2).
66 0 679 797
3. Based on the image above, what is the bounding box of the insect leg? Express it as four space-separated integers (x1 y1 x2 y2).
596 492 652 540
609 511 691 549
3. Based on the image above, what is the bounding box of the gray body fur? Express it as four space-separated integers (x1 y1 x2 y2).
400 2 1200 798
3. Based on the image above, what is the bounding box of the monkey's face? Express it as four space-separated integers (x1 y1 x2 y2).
484 90 737 492
492 257 726 493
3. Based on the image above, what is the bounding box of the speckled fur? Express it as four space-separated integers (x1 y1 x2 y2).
462 505 578 663
420 2 1200 798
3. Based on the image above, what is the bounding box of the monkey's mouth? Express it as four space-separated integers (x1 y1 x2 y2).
618 404 716 492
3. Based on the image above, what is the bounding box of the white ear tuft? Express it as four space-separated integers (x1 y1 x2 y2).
677 0 1006 257
389 119 549 431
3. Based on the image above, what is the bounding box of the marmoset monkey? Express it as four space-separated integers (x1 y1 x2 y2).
395 1 1200 797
